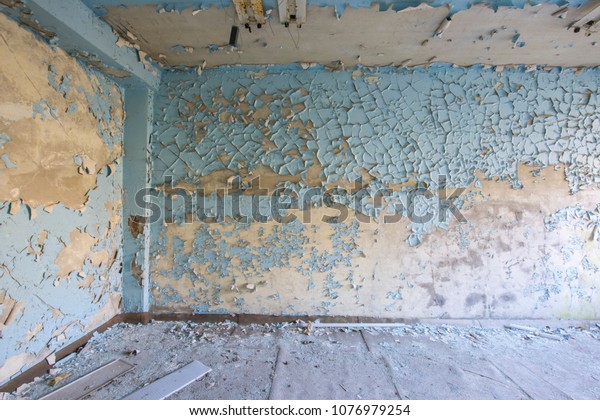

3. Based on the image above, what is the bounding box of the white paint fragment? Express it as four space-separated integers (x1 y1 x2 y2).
46 353 56 365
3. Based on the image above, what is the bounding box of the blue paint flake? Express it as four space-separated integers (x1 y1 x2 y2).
48 65 72 98
1 153 17 169
0 133 11 149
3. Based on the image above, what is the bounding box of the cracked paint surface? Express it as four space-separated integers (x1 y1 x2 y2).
0 14 124 385
147 64 600 318
156 64 600 193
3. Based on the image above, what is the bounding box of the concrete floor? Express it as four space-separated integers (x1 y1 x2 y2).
9 320 600 400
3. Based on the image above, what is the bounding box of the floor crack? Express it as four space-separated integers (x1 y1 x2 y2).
487 359 533 399
517 361 573 400
267 345 282 400
359 330 371 352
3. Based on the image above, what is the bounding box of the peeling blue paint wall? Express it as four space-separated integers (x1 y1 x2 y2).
148 64 600 318
155 64 600 194
0 14 124 384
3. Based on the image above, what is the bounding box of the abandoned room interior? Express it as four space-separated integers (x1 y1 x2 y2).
2 0 600 404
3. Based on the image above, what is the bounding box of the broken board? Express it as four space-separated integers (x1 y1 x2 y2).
123 360 211 400
40 359 135 400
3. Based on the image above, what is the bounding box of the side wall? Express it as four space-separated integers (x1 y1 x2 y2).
0 14 124 384
148 65 600 319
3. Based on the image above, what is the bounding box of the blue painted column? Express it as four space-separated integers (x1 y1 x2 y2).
122 88 153 312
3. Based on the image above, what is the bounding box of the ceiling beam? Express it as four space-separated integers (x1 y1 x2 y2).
21 0 160 90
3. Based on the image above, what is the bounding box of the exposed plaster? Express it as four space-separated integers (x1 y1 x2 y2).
81 0 592 17
147 63 600 318
0 13 124 385
99 3 600 68
149 174 600 318
0 14 123 209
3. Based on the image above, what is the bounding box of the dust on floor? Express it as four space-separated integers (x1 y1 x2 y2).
5 320 600 400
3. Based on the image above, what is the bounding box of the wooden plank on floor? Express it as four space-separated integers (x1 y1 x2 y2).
40 359 135 400
123 361 211 400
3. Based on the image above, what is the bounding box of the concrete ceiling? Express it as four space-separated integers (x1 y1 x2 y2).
83 1 600 68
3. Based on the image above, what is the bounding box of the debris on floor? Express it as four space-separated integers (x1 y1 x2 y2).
505 324 566 341
41 359 134 400
4 320 600 400
46 373 71 387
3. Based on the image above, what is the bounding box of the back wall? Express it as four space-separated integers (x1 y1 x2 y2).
147 64 600 319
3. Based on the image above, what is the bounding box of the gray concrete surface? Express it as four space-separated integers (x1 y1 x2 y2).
8 320 600 400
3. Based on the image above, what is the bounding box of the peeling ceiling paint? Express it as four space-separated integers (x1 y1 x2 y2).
99 3 600 68
81 0 592 16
